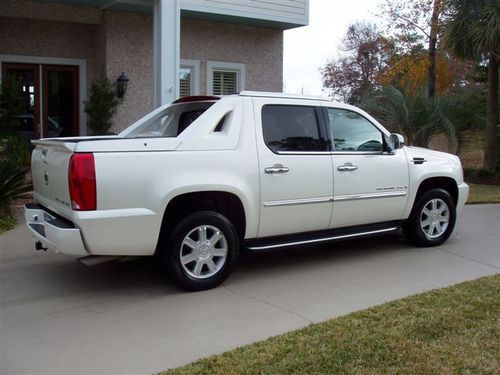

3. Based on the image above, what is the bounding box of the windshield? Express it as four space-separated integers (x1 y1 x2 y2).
121 101 215 138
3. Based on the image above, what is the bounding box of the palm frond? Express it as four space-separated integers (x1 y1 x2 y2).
0 160 32 210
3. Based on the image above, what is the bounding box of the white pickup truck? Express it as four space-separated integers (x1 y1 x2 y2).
25 91 469 290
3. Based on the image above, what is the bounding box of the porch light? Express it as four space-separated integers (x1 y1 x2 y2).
116 72 129 98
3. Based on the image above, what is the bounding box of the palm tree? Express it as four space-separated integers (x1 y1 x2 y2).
362 86 456 148
443 0 499 170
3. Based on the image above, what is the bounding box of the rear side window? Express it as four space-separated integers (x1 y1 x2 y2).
262 105 326 152
123 101 215 138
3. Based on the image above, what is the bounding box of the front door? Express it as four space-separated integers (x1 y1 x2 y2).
255 99 334 237
2 63 79 139
324 106 409 228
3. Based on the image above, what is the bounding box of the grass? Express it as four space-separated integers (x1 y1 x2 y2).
0 214 17 235
467 183 500 204
163 274 500 375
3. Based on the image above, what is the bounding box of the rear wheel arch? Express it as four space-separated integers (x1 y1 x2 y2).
156 190 246 254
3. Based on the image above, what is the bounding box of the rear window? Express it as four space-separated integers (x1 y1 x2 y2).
261 105 326 152
123 101 215 138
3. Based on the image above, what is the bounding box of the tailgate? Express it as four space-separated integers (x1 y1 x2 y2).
31 140 76 214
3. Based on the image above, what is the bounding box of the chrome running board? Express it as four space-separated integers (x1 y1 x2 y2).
246 226 400 251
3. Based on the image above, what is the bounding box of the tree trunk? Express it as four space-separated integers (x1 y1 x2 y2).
427 0 441 98
484 53 499 170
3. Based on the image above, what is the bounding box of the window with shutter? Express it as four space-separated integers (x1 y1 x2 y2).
207 62 245 96
212 70 237 95
179 67 192 97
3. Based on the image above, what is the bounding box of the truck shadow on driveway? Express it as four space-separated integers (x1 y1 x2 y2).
76 233 407 289
12 232 409 297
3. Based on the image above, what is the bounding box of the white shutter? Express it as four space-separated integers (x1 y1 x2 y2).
179 68 191 97
212 70 237 95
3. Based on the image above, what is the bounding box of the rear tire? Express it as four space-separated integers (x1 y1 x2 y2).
403 188 456 247
160 211 240 291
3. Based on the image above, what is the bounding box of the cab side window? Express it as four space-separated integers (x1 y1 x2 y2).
327 108 383 152
262 105 326 153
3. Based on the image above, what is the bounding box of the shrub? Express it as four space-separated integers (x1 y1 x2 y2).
0 77 23 136
463 167 500 184
84 78 119 135
3 134 30 167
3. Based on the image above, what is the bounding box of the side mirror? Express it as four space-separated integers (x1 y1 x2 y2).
389 133 404 150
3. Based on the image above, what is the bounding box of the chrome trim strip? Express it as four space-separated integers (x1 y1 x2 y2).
333 191 407 202
276 151 385 156
264 191 407 207
264 196 333 207
330 151 382 155
247 227 399 250
277 151 331 155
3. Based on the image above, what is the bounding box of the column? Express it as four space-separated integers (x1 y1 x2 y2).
153 0 180 107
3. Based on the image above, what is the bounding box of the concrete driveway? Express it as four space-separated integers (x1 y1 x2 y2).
1 204 499 375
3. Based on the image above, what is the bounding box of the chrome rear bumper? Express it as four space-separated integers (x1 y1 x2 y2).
24 203 88 256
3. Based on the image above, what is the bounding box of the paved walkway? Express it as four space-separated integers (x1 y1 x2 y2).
1 204 499 374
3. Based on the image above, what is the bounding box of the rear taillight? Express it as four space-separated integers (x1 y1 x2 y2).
68 153 96 211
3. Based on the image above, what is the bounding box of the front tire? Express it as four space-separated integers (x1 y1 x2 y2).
403 188 456 247
160 211 240 291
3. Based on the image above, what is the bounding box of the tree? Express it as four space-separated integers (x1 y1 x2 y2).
362 86 455 148
379 53 453 95
444 0 499 170
380 0 447 97
321 22 394 104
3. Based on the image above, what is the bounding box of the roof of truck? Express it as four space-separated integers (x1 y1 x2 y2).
171 91 336 105
239 91 333 102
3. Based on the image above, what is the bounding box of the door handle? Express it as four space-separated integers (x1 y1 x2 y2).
265 164 289 174
337 163 358 172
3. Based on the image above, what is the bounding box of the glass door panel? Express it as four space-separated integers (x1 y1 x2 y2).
43 65 79 138
1 63 40 141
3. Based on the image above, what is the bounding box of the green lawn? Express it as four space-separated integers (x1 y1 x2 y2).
467 183 500 204
163 274 500 375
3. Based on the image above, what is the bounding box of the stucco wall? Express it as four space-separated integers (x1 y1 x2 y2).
1 0 100 24
0 18 97 77
0 16 99 114
104 13 284 132
1 3 284 134
182 18 284 95
100 11 154 133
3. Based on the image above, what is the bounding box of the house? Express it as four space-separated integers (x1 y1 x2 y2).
0 0 309 138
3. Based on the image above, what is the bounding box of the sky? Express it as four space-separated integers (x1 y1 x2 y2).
283 0 383 96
